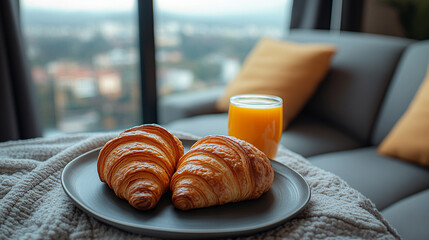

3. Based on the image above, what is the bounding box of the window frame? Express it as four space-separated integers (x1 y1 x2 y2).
138 0 158 124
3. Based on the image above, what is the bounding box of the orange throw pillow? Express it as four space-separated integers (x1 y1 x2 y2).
378 65 429 166
215 38 336 129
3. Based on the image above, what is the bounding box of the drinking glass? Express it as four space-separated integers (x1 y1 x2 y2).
228 94 283 159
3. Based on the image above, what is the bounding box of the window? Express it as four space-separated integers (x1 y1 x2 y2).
21 0 141 135
21 0 291 134
154 0 291 97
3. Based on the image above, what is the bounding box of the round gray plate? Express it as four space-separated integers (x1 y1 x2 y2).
61 139 310 239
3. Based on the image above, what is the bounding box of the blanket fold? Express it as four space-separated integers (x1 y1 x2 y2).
0 131 399 239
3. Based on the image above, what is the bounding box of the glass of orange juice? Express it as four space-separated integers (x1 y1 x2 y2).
228 94 283 159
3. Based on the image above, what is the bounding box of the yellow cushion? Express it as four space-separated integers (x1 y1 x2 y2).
215 38 336 129
378 65 429 166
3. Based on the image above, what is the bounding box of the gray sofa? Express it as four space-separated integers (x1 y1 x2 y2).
160 30 429 240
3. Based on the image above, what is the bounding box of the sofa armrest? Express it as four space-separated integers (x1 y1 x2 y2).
158 86 224 124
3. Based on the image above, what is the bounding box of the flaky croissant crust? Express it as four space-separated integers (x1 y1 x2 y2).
97 124 184 210
170 135 274 210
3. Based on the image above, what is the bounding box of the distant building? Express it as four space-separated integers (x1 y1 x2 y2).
47 60 123 132
158 67 194 95
31 67 48 85
221 57 240 83
98 70 122 98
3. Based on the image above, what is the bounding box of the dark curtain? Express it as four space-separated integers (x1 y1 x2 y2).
0 0 41 142
290 0 363 32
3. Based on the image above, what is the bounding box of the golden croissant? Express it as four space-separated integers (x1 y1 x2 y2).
170 135 275 211
97 124 184 210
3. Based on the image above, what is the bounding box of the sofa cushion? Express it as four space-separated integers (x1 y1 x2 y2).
378 65 429 166
216 38 336 129
164 113 361 158
287 30 412 144
159 87 224 124
309 147 429 210
382 189 429 240
281 115 361 158
372 40 429 145
164 113 229 138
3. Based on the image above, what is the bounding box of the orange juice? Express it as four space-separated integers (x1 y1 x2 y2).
228 95 283 159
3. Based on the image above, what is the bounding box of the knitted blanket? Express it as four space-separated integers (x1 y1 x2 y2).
0 131 399 239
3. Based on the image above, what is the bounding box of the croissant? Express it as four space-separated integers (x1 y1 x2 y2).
97 124 184 210
170 135 274 211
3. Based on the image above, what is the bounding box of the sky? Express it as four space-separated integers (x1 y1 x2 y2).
22 0 136 11
22 0 290 15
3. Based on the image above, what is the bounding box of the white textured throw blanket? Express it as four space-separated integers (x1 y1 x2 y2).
0 131 399 239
